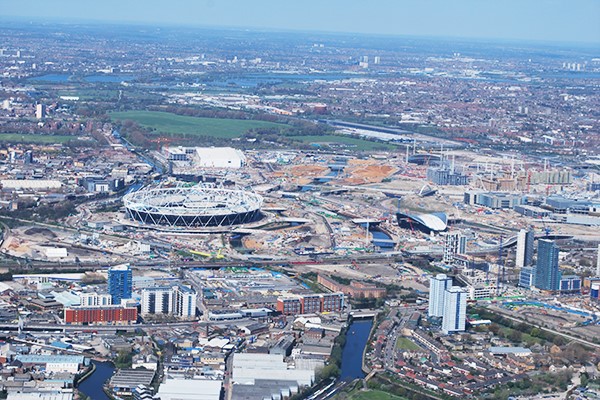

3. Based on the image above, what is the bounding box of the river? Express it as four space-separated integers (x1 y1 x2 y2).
339 319 373 381
78 361 115 400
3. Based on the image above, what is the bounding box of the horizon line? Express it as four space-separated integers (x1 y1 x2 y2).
1 15 599 49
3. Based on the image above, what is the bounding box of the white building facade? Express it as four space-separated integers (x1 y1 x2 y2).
428 274 452 318
141 285 197 319
442 286 467 334
79 292 112 307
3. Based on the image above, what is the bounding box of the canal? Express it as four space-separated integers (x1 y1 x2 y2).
78 360 115 400
339 318 373 381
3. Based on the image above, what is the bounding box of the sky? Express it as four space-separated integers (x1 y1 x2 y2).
2 0 600 45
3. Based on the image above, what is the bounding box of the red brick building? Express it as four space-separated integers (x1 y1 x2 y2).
318 274 386 299
321 292 344 312
64 306 138 325
277 292 344 315
276 298 301 315
301 295 322 314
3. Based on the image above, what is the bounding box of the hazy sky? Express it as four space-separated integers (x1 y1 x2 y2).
3 0 600 44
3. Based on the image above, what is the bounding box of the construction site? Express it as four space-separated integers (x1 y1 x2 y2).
0 148 597 279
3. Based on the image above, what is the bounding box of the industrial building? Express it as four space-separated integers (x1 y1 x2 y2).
464 191 524 210
15 354 86 374
317 274 386 298
164 146 246 169
231 353 314 394
156 378 222 400
559 275 581 293
544 195 599 215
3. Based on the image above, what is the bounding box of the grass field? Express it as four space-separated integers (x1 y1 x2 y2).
395 337 420 351
347 389 406 400
291 135 397 151
110 110 287 139
0 134 74 144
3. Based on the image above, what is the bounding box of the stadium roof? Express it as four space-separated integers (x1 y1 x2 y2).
397 211 447 232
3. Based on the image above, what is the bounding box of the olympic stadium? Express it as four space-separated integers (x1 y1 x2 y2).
123 184 263 228
396 211 448 233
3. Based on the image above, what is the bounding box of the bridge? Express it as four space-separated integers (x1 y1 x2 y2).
351 218 381 225
467 233 575 255
262 206 287 212
350 310 377 319
277 217 311 224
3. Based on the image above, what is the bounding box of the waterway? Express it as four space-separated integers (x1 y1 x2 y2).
28 74 137 83
78 360 115 400
339 319 373 381
200 72 357 88
358 223 395 250
371 229 395 250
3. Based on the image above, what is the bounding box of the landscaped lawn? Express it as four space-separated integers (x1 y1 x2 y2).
0 134 75 144
110 110 287 139
395 337 421 351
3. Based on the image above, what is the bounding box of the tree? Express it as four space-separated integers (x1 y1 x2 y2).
489 323 501 335
318 364 340 381
114 350 132 369
552 336 565 346
508 330 522 343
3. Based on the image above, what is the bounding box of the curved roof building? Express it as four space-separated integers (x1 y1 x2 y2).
396 211 448 233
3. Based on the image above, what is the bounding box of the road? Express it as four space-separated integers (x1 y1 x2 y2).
2 251 411 271
184 269 210 321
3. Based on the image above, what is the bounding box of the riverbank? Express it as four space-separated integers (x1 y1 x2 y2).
74 362 96 386
362 314 379 375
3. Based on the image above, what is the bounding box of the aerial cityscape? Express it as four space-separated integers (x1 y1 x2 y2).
0 1 599 400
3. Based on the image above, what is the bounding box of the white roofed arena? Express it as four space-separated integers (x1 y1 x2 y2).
123 183 263 228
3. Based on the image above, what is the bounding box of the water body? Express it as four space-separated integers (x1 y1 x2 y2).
28 74 70 83
203 72 357 88
83 74 136 83
78 361 115 400
125 182 143 195
358 223 395 250
371 229 395 250
28 74 136 83
339 319 373 381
